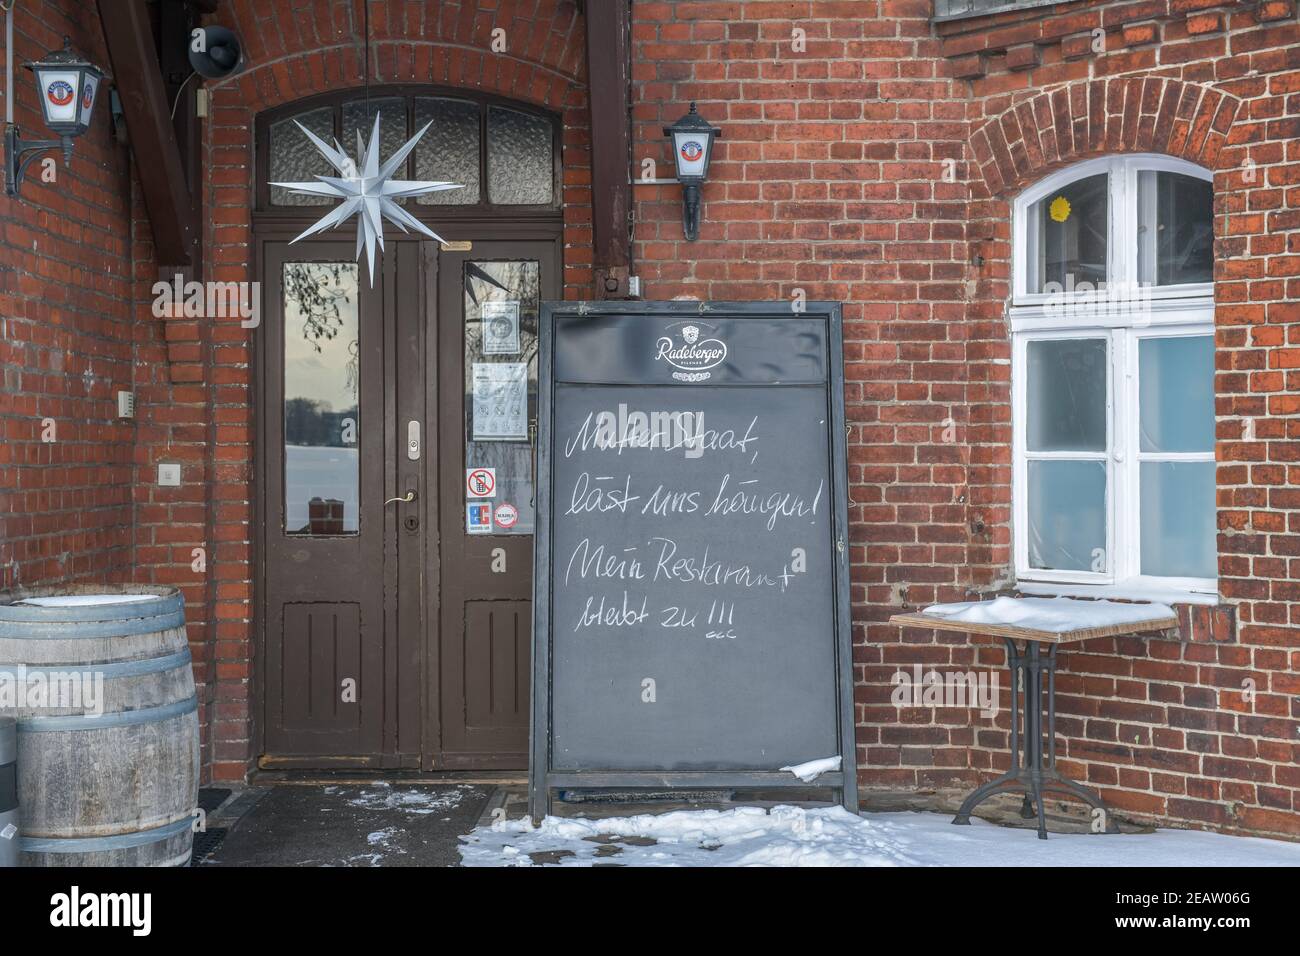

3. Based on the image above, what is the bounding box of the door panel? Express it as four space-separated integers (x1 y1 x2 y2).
433 242 559 769
279 602 361 732
262 244 389 762
463 600 531 730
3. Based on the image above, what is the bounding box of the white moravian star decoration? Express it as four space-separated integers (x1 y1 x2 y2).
270 113 462 283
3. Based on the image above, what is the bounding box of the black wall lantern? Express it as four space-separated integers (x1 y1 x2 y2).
5 37 106 197
663 102 720 241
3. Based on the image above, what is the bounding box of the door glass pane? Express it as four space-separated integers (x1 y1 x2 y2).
283 262 360 535
413 98 480 205
1028 459 1107 572
487 107 553 205
269 107 335 206
1028 173 1107 293
1137 170 1213 286
1141 461 1216 578
342 96 407 177
1139 336 1214 453
464 260 540 535
1026 338 1107 452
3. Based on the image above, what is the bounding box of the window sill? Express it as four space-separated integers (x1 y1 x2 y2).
1016 580 1219 607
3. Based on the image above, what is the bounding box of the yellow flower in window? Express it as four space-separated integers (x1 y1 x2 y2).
1049 195 1071 223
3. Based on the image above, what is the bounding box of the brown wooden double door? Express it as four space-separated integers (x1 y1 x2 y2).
258 235 558 770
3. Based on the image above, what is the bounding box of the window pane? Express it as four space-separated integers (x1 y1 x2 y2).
1028 459 1107 572
1141 461 1216 578
1137 170 1213 286
1026 339 1107 452
1029 173 1108 293
1139 336 1214 453
269 107 335 206
487 107 553 204
342 96 407 174
284 262 360 535
464 261 540 535
413 98 480 205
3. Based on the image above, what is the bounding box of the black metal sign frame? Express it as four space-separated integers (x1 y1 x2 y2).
529 300 857 822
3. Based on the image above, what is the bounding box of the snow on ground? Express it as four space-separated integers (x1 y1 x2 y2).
921 596 1174 633
459 806 1300 868
324 782 472 817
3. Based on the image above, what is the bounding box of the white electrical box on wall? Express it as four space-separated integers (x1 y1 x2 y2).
117 390 135 418
158 463 181 487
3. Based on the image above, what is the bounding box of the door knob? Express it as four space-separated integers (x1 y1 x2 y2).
384 490 417 506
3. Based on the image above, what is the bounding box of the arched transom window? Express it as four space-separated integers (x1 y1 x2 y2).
1011 155 1216 598
257 89 560 213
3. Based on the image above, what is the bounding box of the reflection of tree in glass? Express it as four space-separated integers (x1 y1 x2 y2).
285 396 359 448
463 260 539 357
284 262 359 400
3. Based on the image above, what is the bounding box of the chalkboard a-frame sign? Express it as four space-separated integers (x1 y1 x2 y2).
530 301 857 822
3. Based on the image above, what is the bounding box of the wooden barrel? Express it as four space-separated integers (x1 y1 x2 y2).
0 585 199 866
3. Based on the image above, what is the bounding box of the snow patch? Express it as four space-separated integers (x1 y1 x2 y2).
459 806 1300 868
779 755 841 782
15 593 157 607
921 596 1174 634
345 785 470 816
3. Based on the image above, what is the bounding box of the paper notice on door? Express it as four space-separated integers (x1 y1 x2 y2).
481 300 521 355
471 362 528 440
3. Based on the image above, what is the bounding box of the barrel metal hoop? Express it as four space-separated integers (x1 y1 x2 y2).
0 647 192 680
16 694 198 732
0 609 186 639
0 591 182 624
19 813 194 853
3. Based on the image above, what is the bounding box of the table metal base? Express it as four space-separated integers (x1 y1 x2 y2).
952 638 1118 840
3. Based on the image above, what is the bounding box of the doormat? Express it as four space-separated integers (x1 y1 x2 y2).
198 787 232 814
190 827 228 866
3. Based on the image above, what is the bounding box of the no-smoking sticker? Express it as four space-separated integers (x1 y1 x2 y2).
466 467 496 498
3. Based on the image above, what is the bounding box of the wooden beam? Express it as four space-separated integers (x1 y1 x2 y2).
97 0 197 265
584 0 632 298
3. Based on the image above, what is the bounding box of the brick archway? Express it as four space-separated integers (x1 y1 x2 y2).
969 78 1243 198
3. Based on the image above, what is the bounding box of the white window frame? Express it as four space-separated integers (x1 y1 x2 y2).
1011 155 1217 601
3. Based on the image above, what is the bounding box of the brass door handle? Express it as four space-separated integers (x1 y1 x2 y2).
384 491 417 506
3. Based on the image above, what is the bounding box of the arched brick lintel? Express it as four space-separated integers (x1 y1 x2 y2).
213 40 586 116
970 78 1243 199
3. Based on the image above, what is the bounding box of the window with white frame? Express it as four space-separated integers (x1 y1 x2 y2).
1011 155 1217 597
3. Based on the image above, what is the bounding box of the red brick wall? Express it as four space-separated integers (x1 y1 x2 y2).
0 4 138 593
4 0 1296 838
629 0 1300 839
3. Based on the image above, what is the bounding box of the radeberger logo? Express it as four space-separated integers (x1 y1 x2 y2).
46 80 74 107
655 321 727 382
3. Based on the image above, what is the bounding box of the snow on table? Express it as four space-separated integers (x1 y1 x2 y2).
459 806 1300 868
892 596 1178 643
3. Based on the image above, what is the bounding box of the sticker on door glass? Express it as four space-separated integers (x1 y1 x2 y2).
494 502 518 529
467 502 493 534
481 301 520 355
466 467 496 499
471 362 528 440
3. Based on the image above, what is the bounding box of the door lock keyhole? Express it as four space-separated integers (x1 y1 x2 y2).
404 514 418 531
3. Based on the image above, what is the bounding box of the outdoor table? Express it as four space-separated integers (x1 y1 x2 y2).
889 603 1178 840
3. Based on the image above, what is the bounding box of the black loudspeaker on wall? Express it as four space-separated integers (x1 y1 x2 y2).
188 26 245 80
